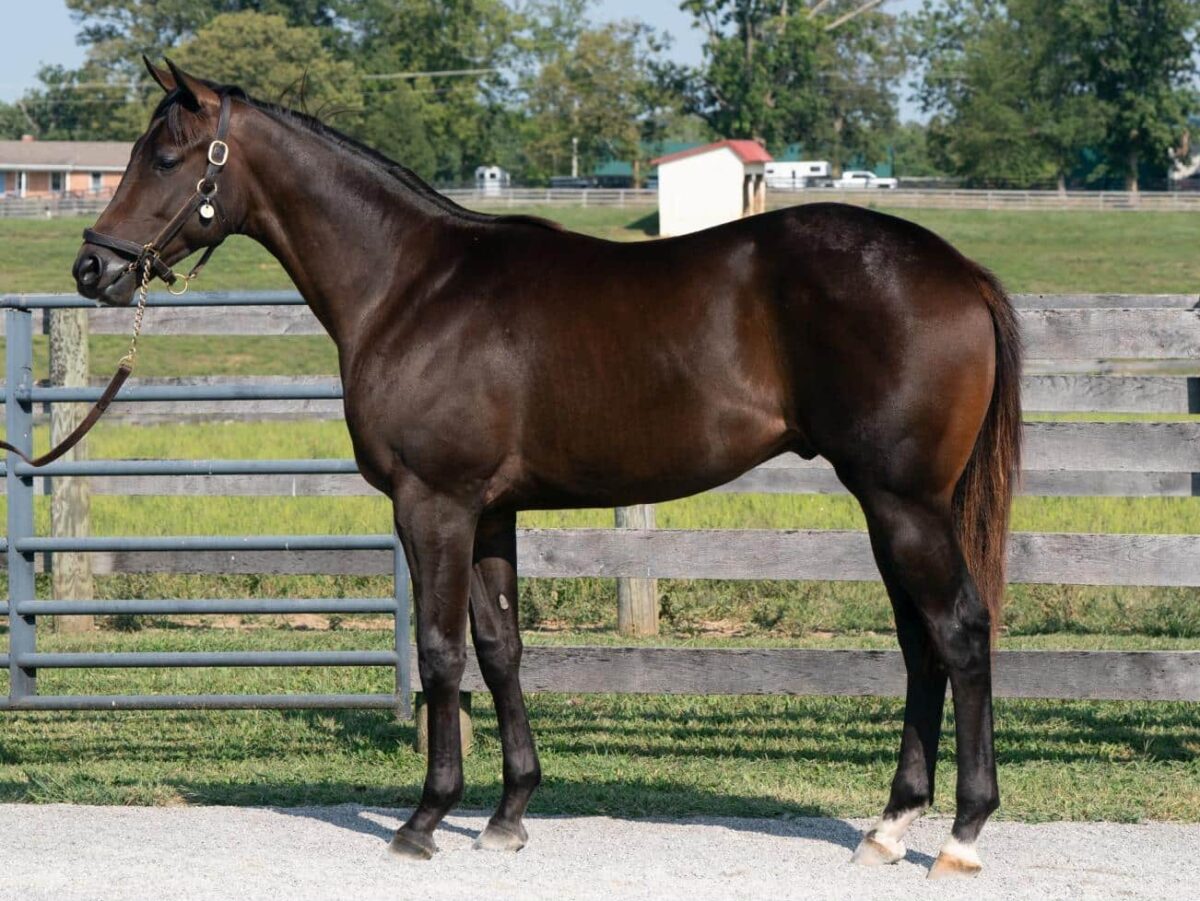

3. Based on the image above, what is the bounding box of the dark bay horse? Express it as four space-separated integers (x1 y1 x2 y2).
74 61 1021 879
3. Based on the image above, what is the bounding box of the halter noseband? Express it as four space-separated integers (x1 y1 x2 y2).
83 92 233 293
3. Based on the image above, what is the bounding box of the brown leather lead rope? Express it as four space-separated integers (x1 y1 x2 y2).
0 365 133 468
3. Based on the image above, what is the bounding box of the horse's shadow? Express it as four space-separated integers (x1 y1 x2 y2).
267 798 936 867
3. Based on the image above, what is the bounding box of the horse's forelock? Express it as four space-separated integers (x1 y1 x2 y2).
150 84 243 149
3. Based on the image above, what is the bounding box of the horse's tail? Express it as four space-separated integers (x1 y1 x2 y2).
954 263 1022 643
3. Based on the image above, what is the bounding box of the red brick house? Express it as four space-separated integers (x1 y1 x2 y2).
0 136 130 199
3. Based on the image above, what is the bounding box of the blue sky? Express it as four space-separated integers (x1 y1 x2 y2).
0 0 924 108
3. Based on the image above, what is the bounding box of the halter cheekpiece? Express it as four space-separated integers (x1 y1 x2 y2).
82 92 233 294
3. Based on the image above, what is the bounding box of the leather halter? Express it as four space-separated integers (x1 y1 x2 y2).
82 92 233 290
0 94 236 468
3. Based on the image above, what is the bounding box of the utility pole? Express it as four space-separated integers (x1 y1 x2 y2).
571 137 579 179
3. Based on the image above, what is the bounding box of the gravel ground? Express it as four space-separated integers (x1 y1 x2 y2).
0 805 1195 901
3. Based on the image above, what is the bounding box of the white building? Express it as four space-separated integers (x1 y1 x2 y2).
474 165 510 196
651 140 773 237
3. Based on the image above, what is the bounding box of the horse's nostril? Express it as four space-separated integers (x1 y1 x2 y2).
75 253 102 287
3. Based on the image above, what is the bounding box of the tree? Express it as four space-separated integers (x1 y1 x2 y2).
910 1 1104 188
884 122 947 179
809 4 903 174
522 20 673 181
16 64 139 141
355 82 438 180
682 1 826 147
0 102 35 140
1069 0 1200 191
172 11 359 115
909 0 1197 190
64 0 343 74
342 0 518 182
681 1 901 171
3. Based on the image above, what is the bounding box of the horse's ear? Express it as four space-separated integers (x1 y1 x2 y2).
164 58 219 112
144 56 175 94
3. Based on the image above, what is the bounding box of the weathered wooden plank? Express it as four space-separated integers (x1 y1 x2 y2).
448 647 1200 702
746 423 1200 474
86 549 392 576
53 306 1200 360
1021 375 1198 413
1022 422 1200 472
1021 309 1200 360
4 421 1197 498
85 305 327 336
715 469 1197 498
91 375 1200 419
1025 359 1200 377
1011 294 1199 310
41 529 1193 586
517 529 1200 586
2 468 1194 499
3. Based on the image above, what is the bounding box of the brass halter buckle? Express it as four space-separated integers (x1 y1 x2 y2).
207 140 229 167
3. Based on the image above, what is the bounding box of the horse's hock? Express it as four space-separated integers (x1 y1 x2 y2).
2 290 1199 716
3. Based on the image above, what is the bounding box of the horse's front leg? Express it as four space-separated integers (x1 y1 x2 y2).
468 510 541 851
388 489 477 860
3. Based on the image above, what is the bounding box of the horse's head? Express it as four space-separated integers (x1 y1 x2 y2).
73 58 244 305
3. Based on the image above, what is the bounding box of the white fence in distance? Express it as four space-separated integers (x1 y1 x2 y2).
5 187 1200 218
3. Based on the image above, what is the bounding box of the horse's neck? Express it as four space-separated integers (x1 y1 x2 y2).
238 109 446 347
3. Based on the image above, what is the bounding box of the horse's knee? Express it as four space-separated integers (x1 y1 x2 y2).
418 637 467 692
930 585 991 677
475 632 522 685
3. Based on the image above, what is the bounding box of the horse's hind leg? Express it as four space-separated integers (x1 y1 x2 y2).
467 511 541 851
853 485 998 878
851 567 947 866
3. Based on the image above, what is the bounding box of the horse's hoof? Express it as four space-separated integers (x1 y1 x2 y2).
387 827 437 860
850 833 905 866
472 821 527 852
927 841 982 880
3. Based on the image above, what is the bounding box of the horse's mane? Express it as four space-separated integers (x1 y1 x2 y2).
152 82 562 232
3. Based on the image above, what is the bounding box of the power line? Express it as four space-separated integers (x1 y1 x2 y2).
824 0 890 31
362 67 500 81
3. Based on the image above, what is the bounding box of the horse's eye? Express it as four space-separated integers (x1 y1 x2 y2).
153 156 181 171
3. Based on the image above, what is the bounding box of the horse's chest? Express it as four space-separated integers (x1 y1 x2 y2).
341 363 514 496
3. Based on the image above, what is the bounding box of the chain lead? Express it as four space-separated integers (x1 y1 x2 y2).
119 255 152 370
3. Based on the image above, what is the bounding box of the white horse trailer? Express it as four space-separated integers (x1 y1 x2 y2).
764 161 831 190
474 165 511 196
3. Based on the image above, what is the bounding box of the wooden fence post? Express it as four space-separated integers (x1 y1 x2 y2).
615 504 658 636
49 307 93 632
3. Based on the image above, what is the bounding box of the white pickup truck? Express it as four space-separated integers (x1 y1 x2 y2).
832 170 898 190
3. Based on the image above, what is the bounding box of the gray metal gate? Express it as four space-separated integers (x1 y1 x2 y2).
1 293 412 714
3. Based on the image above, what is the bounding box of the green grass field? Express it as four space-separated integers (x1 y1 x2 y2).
0 206 1197 818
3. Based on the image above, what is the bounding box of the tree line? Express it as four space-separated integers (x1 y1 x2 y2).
0 0 1196 190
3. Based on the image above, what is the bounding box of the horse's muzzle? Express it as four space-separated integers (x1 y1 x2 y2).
73 244 137 306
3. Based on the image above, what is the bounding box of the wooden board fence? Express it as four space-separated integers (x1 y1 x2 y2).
14 373 1193 426
2 291 1197 704
450 647 1200 702
6 529 1195 587
2 307 1190 360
